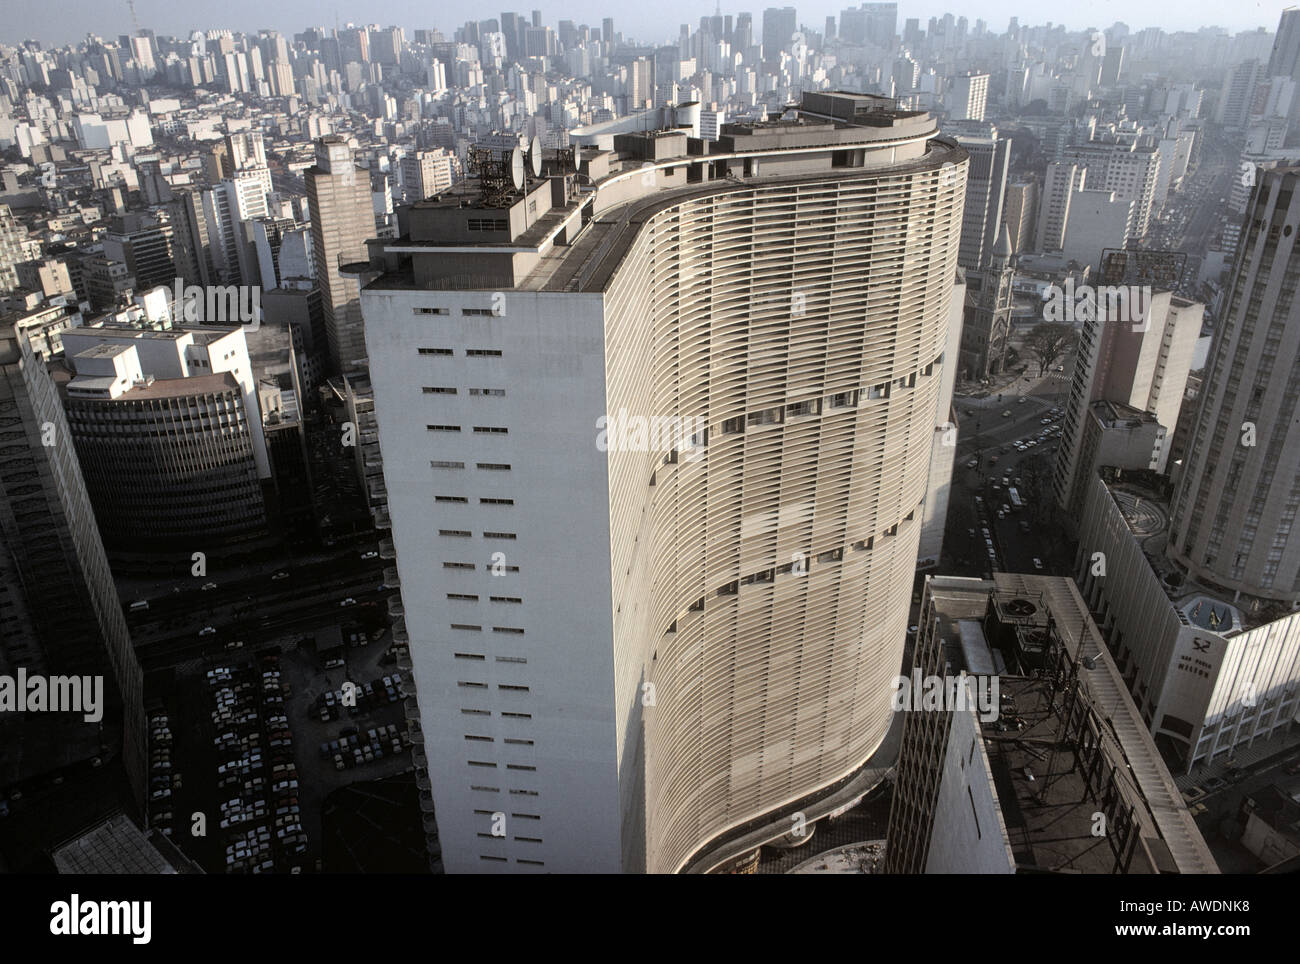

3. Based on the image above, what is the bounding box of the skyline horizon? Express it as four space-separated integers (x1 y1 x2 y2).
0 2 1280 49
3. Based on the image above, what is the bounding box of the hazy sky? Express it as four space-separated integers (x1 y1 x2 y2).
3 0 1283 48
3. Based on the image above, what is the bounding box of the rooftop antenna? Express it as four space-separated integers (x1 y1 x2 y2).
125 0 142 35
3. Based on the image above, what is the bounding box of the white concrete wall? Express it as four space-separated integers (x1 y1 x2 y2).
923 702 1015 873
919 278 965 567
361 286 625 873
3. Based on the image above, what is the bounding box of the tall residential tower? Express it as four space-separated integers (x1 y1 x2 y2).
361 92 968 873
1168 166 1300 603
306 136 375 374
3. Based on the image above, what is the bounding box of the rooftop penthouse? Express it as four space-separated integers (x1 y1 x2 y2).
357 91 954 293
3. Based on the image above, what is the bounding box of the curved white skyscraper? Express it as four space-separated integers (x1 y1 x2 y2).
360 92 968 872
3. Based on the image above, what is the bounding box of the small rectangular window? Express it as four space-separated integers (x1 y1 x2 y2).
443 562 475 570
423 386 457 394
473 426 509 434
466 349 503 357
414 307 450 315
477 463 511 471
436 495 468 504
418 347 453 355
431 460 465 469
440 529 472 537
428 424 462 432
469 388 506 396
480 497 515 505
447 593 479 601
462 308 495 316
451 623 483 631
483 531 517 540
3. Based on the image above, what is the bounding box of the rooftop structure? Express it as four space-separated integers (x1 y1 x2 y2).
360 91 969 873
885 573 1219 874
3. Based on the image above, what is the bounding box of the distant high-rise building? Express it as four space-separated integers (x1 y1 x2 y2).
862 2 897 45
1168 167 1300 603
1001 180 1037 253
840 3 897 46
892 54 919 92
1100 45 1124 86
359 92 968 873
101 213 178 292
0 205 31 293
370 26 404 65
1268 7 1300 81
305 136 375 374
953 126 1011 270
1217 60 1261 128
761 6 798 61
1060 188 1132 269
0 322 146 807
401 149 455 202
948 71 989 121
1060 139 1161 240
1036 161 1086 252
1054 289 1202 515
734 12 753 50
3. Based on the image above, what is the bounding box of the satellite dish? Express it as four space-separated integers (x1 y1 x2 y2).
510 147 525 191
528 136 542 177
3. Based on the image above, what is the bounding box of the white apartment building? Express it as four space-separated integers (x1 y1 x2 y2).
360 92 969 873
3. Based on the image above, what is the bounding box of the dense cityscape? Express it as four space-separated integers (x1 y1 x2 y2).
0 0 1295 914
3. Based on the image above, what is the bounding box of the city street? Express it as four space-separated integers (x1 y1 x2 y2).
942 369 1075 579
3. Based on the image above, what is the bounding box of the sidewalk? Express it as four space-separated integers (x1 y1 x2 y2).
957 367 1065 405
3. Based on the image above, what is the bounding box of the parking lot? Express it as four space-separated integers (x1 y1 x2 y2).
150 618 414 873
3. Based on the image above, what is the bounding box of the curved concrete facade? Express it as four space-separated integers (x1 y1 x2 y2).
603 154 967 872
361 94 967 873
62 376 266 550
